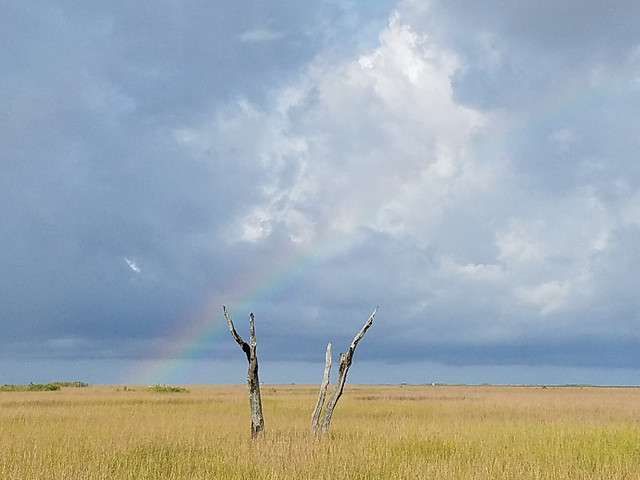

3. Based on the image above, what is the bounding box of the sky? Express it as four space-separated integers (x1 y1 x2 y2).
2 1 640 386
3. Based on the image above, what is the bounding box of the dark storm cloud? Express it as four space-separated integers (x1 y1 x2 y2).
3 1 640 385
0 0 341 360
366 335 640 370
429 0 640 50
421 0 640 109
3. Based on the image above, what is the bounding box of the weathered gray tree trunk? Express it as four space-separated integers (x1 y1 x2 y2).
312 307 377 434
223 305 264 438
310 342 332 434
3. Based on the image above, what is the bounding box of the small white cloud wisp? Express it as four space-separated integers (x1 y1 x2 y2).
125 257 141 274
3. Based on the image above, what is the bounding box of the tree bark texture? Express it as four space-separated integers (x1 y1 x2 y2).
223 305 265 438
316 307 378 434
310 342 332 434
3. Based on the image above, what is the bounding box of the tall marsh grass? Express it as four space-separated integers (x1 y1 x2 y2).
1 384 639 479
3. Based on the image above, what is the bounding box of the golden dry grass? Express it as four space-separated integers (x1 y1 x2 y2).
1 384 639 479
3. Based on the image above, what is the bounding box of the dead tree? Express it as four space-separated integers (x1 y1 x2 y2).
311 307 378 434
223 305 264 438
310 342 332 433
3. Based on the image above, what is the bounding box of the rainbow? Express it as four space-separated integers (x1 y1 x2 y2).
130 228 356 384
130 50 633 385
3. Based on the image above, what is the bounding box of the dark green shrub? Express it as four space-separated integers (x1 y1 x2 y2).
147 384 189 393
0 382 61 391
27 382 61 391
52 381 89 388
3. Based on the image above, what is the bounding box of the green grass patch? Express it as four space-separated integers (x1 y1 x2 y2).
146 384 190 393
0 382 61 391
52 381 89 388
0 381 88 392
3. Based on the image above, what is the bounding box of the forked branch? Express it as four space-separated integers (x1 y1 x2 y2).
223 305 264 438
314 307 378 434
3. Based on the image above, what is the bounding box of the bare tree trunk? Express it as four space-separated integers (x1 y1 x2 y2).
318 307 378 434
223 305 265 438
310 342 332 434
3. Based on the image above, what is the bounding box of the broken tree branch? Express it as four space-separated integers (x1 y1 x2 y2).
310 342 332 434
318 307 378 434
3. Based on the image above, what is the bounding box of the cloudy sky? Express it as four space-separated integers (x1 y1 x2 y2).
3 1 640 386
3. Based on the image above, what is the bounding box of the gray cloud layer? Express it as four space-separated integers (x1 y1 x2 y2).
2 0 640 384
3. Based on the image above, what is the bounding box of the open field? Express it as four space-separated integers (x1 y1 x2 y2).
1 384 639 479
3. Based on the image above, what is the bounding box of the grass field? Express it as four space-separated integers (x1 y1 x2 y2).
1 383 639 479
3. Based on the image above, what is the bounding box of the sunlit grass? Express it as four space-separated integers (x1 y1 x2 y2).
1 384 639 479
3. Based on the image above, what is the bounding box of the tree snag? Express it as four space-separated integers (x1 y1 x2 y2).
223 305 264 438
312 307 378 434
310 342 332 434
